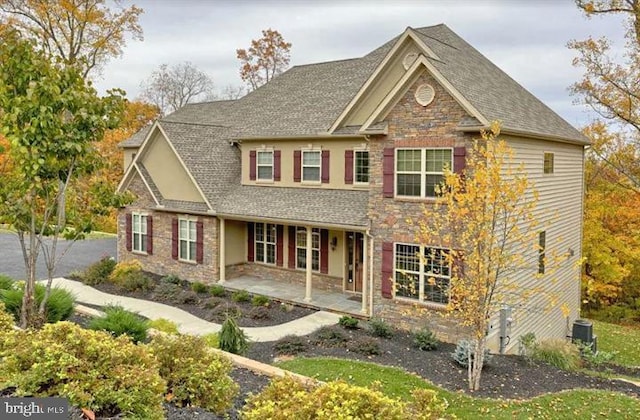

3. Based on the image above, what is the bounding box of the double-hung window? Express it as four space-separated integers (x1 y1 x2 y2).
354 150 370 184
255 223 277 264
396 148 452 198
132 213 147 253
257 150 273 181
394 243 450 304
179 218 197 262
302 150 321 182
296 227 320 271
543 152 554 174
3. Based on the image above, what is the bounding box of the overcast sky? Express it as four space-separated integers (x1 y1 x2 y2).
93 0 625 128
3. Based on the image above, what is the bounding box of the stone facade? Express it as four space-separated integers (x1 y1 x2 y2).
226 263 342 292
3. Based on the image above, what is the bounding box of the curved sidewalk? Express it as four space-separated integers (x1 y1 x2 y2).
48 278 340 342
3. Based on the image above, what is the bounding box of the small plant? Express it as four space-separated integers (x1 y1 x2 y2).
369 318 394 338
518 332 537 360
0 301 15 331
209 284 227 297
148 318 179 335
315 326 347 347
348 336 381 355
280 302 295 312
161 274 182 285
274 335 308 355
119 271 154 292
531 338 582 371
577 340 618 366
0 274 15 290
176 290 199 304
202 332 220 348
219 317 249 355
203 296 224 309
81 256 116 285
231 289 251 303
413 327 439 351
339 315 359 329
251 294 270 307
208 303 242 322
88 305 149 343
249 306 270 320
191 281 208 294
153 282 182 302
451 339 493 368
0 284 75 324
108 259 143 284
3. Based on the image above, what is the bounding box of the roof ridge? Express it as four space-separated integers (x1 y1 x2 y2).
290 56 364 70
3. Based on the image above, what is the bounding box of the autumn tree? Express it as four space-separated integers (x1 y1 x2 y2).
0 29 127 327
139 61 215 115
218 84 246 100
415 123 544 391
237 28 291 91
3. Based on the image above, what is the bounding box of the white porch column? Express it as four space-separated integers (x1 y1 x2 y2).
218 217 226 283
361 233 368 314
304 225 312 302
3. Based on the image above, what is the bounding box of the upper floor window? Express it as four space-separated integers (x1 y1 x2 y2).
302 150 321 182
543 152 554 174
354 150 369 184
255 223 277 264
132 213 147 253
296 227 320 271
257 151 273 181
394 243 450 304
396 148 452 198
179 218 197 262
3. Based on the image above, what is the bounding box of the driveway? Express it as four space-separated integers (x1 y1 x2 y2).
0 232 116 281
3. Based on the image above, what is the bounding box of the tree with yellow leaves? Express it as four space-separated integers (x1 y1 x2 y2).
416 122 544 391
237 28 292 91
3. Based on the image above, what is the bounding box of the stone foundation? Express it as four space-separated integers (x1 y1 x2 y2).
226 263 343 292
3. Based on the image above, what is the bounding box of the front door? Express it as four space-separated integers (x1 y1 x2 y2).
345 232 363 293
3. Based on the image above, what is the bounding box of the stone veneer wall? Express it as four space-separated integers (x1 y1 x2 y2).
117 174 219 284
367 71 473 342
226 263 342 292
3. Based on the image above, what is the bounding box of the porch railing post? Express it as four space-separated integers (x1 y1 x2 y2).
305 225 312 302
361 232 368 314
218 217 226 283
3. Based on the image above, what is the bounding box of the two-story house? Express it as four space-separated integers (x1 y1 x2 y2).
117 24 588 352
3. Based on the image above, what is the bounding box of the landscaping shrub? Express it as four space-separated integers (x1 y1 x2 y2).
249 306 270 320
219 317 249 355
209 284 227 297
231 289 251 303
274 335 308 355
81 256 116 285
0 284 75 323
242 376 407 420
408 388 449 420
148 333 238 414
251 294 270 307
587 304 640 325
88 305 149 343
176 290 199 304
0 301 14 332
314 326 347 347
203 332 220 348
369 318 394 338
451 339 493 368
109 259 143 284
191 281 208 294
153 281 182 302
161 274 182 285
518 332 537 360
148 318 179 335
0 274 14 290
413 327 439 351
530 338 582 371
339 315 359 329
577 341 618 366
347 336 381 355
203 296 224 309
0 322 165 418
208 302 242 322
119 271 154 292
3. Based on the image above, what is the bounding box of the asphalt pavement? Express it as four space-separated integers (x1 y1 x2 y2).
0 232 116 280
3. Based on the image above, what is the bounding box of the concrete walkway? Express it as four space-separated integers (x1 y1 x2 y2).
48 278 340 342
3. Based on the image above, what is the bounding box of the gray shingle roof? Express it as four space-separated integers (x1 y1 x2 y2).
218 186 369 227
119 124 153 148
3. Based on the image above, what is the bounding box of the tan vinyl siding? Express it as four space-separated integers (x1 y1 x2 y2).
225 220 245 266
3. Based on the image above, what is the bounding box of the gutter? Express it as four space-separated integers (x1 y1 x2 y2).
215 212 368 232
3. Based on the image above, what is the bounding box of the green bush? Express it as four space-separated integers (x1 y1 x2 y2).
315 326 347 347
587 304 640 325
347 336 381 355
231 289 251 303
81 256 116 285
176 290 199 304
0 274 14 290
251 294 270 307
413 328 439 351
531 339 582 371
518 332 537 360
0 284 75 323
451 339 492 368
161 274 182 285
191 281 208 294
153 281 182 302
249 306 270 320
209 284 227 297
203 332 220 348
274 335 308 355
0 322 165 419
88 305 149 343
369 318 394 338
120 271 154 292
0 301 14 332
203 296 224 309
109 259 143 284
409 388 449 420
219 317 249 355
208 303 242 322
148 333 238 414
148 318 179 335
339 315 359 329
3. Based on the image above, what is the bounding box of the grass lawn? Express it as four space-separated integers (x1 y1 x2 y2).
592 320 640 367
278 358 640 419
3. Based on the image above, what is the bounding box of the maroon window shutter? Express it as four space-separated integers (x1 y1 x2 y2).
125 213 132 251
320 229 329 274
274 150 281 181
249 150 256 181
247 222 255 262
276 225 284 267
146 216 153 255
344 150 354 184
383 148 395 198
288 226 296 268
321 150 330 183
171 218 178 260
454 147 466 174
196 220 204 264
381 242 394 298
293 151 301 182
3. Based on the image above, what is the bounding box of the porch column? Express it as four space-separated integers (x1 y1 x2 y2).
304 225 312 302
218 217 226 283
361 233 368 314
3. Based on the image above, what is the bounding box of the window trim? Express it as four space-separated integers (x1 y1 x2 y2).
256 149 274 182
543 152 554 174
178 217 197 262
395 147 453 198
393 242 451 305
255 222 277 265
296 227 320 271
131 212 147 254
301 149 322 183
354 149 370 185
